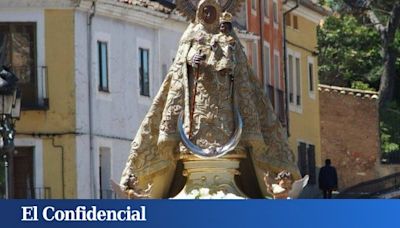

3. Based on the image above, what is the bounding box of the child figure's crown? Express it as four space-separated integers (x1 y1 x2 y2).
220 11 233 24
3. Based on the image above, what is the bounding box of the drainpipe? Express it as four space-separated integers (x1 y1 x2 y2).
51 137 65 199
283 0 299 137
258 0 264 85
87 0 96 199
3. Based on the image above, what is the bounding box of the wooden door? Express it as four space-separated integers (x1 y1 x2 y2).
12 147 34 199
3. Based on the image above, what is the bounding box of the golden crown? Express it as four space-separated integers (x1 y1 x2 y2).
220 11 233 24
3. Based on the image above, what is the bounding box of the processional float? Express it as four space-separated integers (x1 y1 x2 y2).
113 0 308 199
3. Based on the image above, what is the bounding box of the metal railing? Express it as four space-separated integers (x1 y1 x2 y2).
337 172 400 199
10 187 52 199
381 151 400 164
11 65 49 110
33 187 52 199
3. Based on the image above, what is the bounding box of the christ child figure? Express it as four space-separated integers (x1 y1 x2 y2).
208 12 236 75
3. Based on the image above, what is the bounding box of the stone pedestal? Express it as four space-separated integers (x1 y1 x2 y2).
173 154 247 199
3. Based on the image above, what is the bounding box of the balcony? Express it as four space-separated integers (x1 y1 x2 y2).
19 66 49 111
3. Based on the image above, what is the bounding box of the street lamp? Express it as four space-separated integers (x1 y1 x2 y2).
0 66 21 199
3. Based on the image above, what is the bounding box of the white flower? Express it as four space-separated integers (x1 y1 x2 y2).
224 193 244 199
174 187 245 199
189 189 199 197
199 188 210 196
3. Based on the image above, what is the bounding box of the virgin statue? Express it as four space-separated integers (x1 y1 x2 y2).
119 0 302 199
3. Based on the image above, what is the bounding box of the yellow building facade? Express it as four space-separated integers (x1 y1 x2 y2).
284 1 328 188
9 9 77 199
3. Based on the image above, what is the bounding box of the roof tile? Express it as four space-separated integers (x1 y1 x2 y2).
319 84 379 100
118 0 173 14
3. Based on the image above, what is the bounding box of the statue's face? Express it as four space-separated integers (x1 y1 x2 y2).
202 5 217 24
220 22 231 34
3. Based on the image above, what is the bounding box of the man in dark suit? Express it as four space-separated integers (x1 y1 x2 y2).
318 159 338 199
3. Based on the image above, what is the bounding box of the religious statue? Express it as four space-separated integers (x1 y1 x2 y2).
118 0 302 199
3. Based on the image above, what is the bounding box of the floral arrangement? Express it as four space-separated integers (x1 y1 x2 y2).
175 188 244 199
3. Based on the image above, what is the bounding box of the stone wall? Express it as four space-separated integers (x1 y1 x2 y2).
319 85 400 190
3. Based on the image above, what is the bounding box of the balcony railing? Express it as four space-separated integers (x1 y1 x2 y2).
2 187 52 199
14 65 49 110
33 187 52 199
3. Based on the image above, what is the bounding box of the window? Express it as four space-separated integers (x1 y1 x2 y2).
286 14 299 29
287 50 301 111
273 52 280 115
295 57 301 106
139 48 150 97
251 0 257 12
273 0 278 25
272 51 285 125
251 42 258 75
297 142 316 184
293 15 299 29
99 147 113 199
277 89 286 125
234 2 248 30
263 43 270 93
308 57 315 96
0 23 38 108
162 64 168 80
98 41 109 92
308 63 314 92
264 0 269 18
273 53 280 90
285 13 291 26
288 54 294 103
268 84 275 108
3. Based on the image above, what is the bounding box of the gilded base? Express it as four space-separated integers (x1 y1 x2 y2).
172 155 247 199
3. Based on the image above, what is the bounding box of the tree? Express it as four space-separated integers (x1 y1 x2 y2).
323 0 400 108
319 1 400 163
318 15 381 91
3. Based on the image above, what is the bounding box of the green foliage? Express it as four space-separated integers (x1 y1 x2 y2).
318 15 382 90
395 31 400 74
325 0 399 16
318 1 400 94
380 102 400 162
323 0 344 11
351 81 376 91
